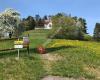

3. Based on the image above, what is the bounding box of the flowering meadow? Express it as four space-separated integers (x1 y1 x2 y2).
46 39 100 79
48 39 100 54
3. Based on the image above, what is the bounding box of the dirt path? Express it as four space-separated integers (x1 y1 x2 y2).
40 53 62 73
40 53 87 80
41 76 86 80
41 53 62 61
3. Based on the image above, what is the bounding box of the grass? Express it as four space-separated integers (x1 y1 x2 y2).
0 29 50 50
0 40 14 50
1 53 46 80
0 29 100 80
0 29 50 80
23 29 51 48
46 39 100 79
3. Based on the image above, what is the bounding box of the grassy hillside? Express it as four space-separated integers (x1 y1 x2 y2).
0 29 100 80
0 40 14 50
46 39 100 79
0 29 51 51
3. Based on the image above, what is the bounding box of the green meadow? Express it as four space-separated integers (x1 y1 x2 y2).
0 29 100 80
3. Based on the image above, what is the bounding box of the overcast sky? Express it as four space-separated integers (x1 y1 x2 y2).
0 0 100 35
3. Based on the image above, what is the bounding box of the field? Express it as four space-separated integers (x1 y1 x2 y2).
0 29 100 80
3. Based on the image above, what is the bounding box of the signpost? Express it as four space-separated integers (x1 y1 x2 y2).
14 36 29 60
23 37 30 54
14 41 23 48
14 40 23 60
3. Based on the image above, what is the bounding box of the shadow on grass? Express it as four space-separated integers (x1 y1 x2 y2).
0 46 76 58
0 48 39 58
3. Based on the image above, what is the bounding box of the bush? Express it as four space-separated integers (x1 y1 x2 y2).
54 33 66 39
50 26 84 40
83 34 92 41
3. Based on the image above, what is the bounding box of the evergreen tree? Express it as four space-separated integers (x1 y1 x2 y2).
78 18 87 34
43 15 48 20
93 23 100 40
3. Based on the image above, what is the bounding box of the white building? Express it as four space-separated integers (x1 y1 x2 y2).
35 16 52 30
44 19 52 29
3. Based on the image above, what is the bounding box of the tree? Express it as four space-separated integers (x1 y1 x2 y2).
72 16 78 22
26 16 36 30
78 18 87 34
52 13 75 27
38 18 44 27
43 15 48 20
51 12 85 40
35 14 40 22
21 16 36 31
0 8 20 38
77 27 84 40
93 23 100 40
56 13 64 17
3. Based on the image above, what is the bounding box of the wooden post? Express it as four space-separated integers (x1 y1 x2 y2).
18 49 19 59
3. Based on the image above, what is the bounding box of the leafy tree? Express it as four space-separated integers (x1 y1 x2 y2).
0 8 20 37
17 22 25 36
56 13 64 17
54 26 84 40
51 12 86 40
52 13 75 27
38 18 44 27
21 16 36 31
26 16 36 30
72 16 78 22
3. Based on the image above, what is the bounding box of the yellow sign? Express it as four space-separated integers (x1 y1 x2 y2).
14 41 23 45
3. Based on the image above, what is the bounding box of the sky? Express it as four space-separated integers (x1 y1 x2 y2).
0 0 100 35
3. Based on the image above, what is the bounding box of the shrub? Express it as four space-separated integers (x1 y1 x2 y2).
50 26 84 40
83 34 92 41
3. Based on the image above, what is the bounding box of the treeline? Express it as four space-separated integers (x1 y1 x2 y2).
19 12 100 41
19 15 51 31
